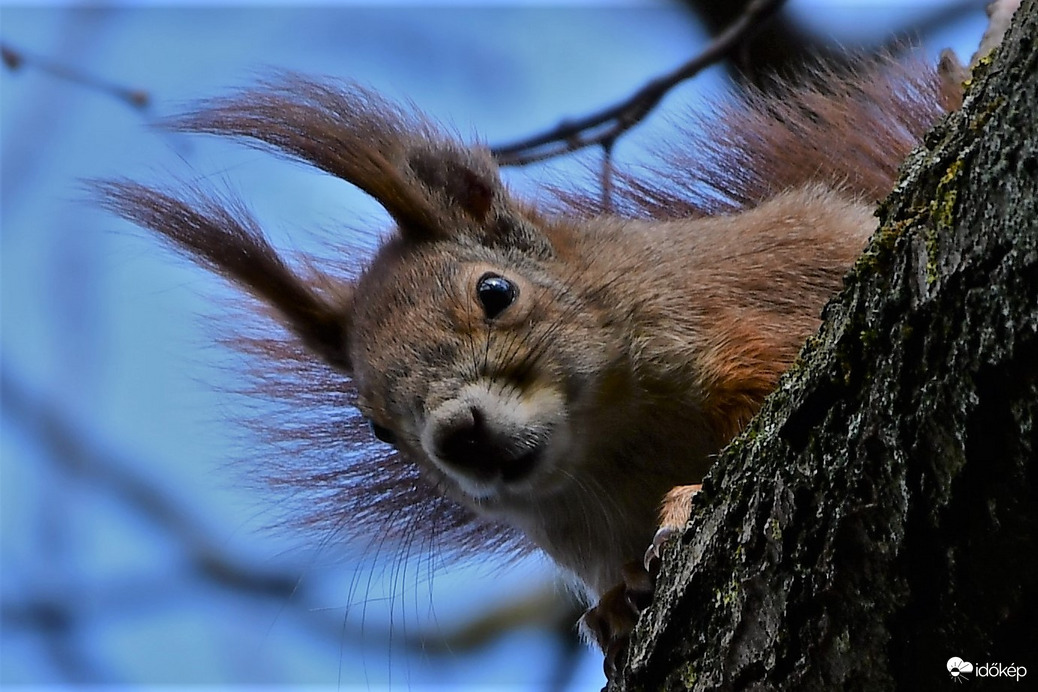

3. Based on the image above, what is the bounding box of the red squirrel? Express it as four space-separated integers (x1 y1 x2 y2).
96 4 1013 669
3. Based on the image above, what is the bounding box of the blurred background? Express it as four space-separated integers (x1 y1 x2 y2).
1 1 991 690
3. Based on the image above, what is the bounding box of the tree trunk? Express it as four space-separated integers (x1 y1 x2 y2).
611 2 1038 690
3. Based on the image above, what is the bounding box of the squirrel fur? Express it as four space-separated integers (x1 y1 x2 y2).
98 55 959 610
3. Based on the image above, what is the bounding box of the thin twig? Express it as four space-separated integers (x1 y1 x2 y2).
600 138 615 213
491 0 787 166
1 42 150 109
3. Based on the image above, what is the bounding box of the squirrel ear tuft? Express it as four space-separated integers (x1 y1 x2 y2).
165 74 556 257
168 77 507 246
169 77 554 256
96 180 354 371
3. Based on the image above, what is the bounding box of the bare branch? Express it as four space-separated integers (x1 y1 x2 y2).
1 42 150 110
490 0 786 166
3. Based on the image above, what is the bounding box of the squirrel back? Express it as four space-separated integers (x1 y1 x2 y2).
98 54 952 598
557 55 958 219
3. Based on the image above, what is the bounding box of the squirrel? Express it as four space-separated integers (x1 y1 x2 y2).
96 2 1016 673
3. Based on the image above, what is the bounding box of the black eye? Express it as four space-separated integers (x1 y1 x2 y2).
368 420 397 445
476 273 518 319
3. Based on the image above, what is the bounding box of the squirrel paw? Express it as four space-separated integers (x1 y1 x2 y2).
645 482 702 572
582 483 703 680
658 483 703 533
580 560 655 679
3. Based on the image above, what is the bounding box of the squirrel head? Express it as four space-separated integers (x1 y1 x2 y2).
350 238 595 506
98 77 626 529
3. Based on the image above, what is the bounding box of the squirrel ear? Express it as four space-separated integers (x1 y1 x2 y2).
169 77 553 256
96 180 353 371
405 144 553 256
406 149 495 224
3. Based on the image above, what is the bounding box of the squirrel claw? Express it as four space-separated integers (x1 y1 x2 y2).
644 526 679 576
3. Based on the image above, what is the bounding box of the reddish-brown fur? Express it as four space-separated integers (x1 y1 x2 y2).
97 55 953 618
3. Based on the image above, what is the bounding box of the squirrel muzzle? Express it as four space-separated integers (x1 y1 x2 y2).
421 380 569 500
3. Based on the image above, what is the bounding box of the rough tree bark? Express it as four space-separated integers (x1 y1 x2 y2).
612 2 1038 690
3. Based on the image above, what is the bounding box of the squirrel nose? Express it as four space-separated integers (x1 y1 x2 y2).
434 406 496 476
432 405 539 483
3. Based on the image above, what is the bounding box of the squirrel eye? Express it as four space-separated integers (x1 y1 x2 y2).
368 420 397 445
476 273 517 319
